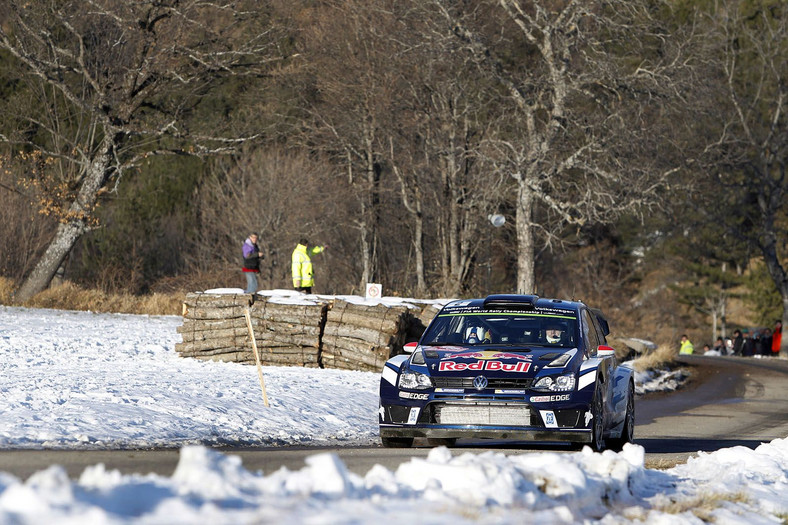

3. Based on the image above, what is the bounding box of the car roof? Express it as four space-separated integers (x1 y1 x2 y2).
442 294 585 313
440 294 610 336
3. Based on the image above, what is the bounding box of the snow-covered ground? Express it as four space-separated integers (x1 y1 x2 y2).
1 294 786 524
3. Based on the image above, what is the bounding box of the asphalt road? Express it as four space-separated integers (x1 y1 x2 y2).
2 355 787 479
635 354 788 465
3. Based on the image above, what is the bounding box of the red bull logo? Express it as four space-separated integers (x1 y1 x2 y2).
490 352 533 361
441 351 532 361
442 351 484 360
438 360 531 373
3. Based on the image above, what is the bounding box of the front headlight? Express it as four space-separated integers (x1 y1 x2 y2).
533 374 576 392
399 370 433 390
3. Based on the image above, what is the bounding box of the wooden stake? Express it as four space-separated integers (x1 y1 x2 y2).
244 307 269 407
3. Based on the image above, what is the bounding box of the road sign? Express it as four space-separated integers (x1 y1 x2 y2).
366 283 382 300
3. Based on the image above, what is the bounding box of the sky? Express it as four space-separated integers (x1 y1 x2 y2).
1 290 786 524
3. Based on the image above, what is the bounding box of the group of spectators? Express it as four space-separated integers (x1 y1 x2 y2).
241 233 327 294
680 320 783 357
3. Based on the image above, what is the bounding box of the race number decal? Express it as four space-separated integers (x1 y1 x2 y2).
540 410 558 428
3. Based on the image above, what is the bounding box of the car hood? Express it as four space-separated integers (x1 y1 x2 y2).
419 345 577 378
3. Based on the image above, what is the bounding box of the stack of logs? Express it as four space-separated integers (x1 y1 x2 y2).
175 292 440 372
322 299 413 371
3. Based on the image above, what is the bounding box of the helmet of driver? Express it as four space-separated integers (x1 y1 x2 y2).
466 326 489 344
545 322 564 344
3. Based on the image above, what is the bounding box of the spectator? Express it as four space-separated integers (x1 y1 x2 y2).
291 237 326 294
741 329 755 357
679 334 694 355
731 329 744 356
241 232 263 294
712 337 726 355
772 320 782 356
702 343 711 354
759 328 773 357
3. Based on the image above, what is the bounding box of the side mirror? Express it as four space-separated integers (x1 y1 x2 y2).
403 341 419 354
597 345 616 358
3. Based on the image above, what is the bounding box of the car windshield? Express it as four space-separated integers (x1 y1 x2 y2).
421 310 579 348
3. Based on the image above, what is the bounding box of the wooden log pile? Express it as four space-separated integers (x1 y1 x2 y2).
247 298 326 367
175 292 446 372
175 293 253 364
321 299 414 372
176 292 326 367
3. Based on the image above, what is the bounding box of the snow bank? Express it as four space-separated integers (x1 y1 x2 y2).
1 440 786 524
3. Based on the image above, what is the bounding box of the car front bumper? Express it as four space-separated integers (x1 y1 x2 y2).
379 399 593 444
379 424 592 443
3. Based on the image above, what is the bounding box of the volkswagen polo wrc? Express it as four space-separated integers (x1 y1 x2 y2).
378 294 634 451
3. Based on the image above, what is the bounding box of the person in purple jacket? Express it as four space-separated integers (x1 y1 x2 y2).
241 233 263 294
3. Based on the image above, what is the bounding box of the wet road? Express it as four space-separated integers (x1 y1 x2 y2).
1 355 787 479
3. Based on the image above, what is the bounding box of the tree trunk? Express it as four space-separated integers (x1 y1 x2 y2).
14 221 83 302
446 133 461 296
720 296 727 339
758 190 788 358
357 120 380 289
14 135 114 303
413 210 426 295
515 182 536 294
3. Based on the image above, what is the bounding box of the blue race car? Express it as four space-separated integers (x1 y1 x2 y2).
379 294 634 451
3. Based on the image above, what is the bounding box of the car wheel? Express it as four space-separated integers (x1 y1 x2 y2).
381 436 414 448
427 438 457 447
590 383 606 452
609 384 635 451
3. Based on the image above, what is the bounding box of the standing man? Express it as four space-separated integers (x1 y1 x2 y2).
292 237 326 294
242 232 263 294
679 334 694 355
731 329 744 356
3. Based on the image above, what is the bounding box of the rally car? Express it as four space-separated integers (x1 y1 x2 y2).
378 294 634 451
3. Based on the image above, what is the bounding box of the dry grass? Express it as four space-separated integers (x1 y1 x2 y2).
653 491 751 521
0 277 184 316
629 344 678 373
0 277 15 305
644 457 687 470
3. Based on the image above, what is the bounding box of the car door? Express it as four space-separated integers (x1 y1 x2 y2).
581 308 615 427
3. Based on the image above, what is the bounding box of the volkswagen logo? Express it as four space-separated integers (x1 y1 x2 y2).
473 375 488 390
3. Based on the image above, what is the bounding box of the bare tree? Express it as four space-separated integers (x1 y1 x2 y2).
374 1 506 296
691 1 788 355
388 88 503 297
192 146 352 291
0 0 289 302
432 0 690 293
296 0 405 290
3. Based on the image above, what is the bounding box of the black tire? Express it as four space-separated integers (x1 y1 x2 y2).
381 436 414 448
427 438 457 447
590 383 606 452
608 384 635 451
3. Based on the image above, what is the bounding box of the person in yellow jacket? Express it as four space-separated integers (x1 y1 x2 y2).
292 238 326 294
679 334 694 355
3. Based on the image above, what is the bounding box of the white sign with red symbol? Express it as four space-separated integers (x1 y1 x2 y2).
365 283 382 300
